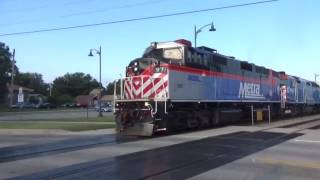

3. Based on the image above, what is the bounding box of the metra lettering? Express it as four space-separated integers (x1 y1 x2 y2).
238 82 264 99
188 75 201 82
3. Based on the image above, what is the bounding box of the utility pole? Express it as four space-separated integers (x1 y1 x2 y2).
315 73 320 83
10 49 15 107
49 83 52 96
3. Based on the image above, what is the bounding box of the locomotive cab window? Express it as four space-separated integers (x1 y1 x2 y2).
138 60 148 70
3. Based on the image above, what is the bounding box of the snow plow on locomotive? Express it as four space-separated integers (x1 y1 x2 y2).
114 39 320 136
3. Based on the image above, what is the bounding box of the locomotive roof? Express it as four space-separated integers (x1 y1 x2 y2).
193 45 247 64
150 40 319 84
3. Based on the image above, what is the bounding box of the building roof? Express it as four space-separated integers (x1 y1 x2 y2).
89 88 101 96
101 95 114 101
7 84 34 92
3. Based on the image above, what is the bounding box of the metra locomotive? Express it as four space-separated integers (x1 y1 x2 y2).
114 39 320 136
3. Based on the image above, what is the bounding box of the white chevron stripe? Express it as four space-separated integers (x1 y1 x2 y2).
124 83 131 99
130 74 164 97
144 75 168 97
126 80 133 98
122 73 168 99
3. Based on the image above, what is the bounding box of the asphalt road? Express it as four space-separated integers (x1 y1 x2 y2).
1 115 320 180
0 109 114 121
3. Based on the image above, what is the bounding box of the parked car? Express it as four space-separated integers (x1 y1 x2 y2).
37 103 57 109
75 103 88 108
11 102 36 109
61 103 76 108
101 106 113 112
95 104 112 112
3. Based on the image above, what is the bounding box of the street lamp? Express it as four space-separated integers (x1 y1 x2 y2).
88 46 103 117
194 22 216 48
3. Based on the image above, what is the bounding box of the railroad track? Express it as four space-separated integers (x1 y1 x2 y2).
12 117 320 180
279 118 320 129
3 116 320 164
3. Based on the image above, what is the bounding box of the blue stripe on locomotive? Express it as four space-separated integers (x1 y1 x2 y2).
173 69 320 104
199 75 278 102
283 77 320 104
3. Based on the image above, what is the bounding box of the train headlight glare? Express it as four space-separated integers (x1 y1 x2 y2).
134 67 138 72
145 102 150 107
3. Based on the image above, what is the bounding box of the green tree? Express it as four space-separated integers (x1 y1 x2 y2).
52 72 100 104
105 80 121 95
0 42 18 104
15 72 49 96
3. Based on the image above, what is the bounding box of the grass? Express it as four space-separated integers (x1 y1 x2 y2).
0 121 116 131
0 106 11 112
0 117 116 131
24 117 115 122
0 107 73 113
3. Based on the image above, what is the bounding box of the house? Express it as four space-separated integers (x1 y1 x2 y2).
6 84 34 106
101 95 114 106
75 88 111 107
75 95 95 107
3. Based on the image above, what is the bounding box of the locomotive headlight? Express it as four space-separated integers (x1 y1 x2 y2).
134 62 138 66
145 102 150 107
134 67 138 72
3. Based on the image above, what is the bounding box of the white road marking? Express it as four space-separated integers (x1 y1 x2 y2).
294 139 320 143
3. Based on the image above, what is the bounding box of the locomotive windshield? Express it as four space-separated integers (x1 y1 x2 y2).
143 46 183 62
143 47 163 60
127 58 158 76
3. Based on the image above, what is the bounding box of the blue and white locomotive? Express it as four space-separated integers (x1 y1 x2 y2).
114 39 320 136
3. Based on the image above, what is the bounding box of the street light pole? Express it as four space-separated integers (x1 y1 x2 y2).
10 49 15 107
99 46 102 117
194 25 197 48
89 46 103 117
194 22 216 48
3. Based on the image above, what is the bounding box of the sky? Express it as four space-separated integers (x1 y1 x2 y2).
1 0 319 86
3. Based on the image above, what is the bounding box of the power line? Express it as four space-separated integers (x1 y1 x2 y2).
1 0 90 14
61 0 168 18
0 0 279 37
0 0 168 27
